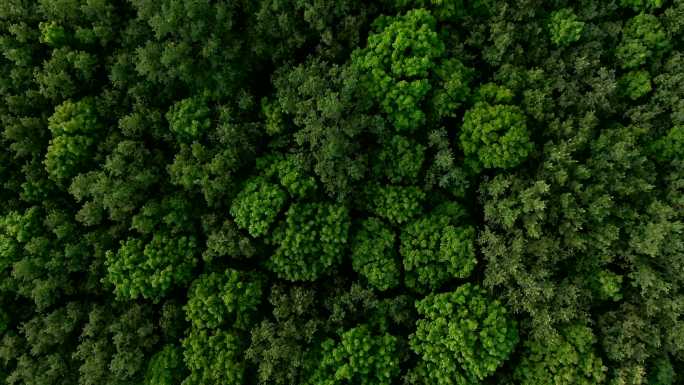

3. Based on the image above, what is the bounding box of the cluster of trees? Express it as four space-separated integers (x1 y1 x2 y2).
0 0 682 384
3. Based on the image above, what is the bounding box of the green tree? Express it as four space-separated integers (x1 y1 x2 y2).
363 184 425 225
230 177 287 238
307 324 400 385
181 329 245 385
460 100 532 170
352 9 444 131
184 269 263 331
144 345 187 385
410 284 519 385
105 233 198 302
616 14 670 70
400 203 476 292
44 98 100 183
350 218 400 291
514 323 607 385
268 203 350 281
548 9 584 47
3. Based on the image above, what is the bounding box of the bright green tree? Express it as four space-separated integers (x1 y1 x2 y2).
410 284 519 385
350 218 400 291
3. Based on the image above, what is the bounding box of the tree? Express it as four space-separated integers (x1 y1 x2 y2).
181 329 245 385
460 98 532 170
184 269 263 331
350 218 400 291
410 284 518 385
514 323 607 385
268 203 350 282
307 324 400 385
105 233 198 302
400 202 476 292
230 177 287 238
616 13 670 70
44 98 100 183
363 184 425 225
166 94 211 142
351 9 444 131
144 345 186 385
548 9 584 47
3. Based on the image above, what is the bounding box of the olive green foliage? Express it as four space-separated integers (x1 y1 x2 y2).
401 203 476 291
184 269 262 331
620 70 652 100
307 325 400 385
105 233 198 302
230 177 287 237
1 1 683 385
45 98 100 183
616 14 670 69
373 135 425 184
268 203 350 281
182 329 245 385
166 94 211 141
514 324 607 385
549 9 584 47
410 284 519 385
350 218 400 291
460 100 532 170
144 345 186 385
352 9 444 131
364 184 425 225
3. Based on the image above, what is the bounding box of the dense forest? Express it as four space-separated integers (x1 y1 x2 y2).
0 0 682 384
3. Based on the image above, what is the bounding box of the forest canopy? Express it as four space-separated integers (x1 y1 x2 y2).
0 0 683 384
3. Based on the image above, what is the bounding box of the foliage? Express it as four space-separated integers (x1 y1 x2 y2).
514 323 607 385
616 13 670 70
181 329 244 385
549 9 584 47
400 203 476 292
0 1 682 385
307 324 400 385
352 9 444 131
105 233 198 302
460 100 532 170
268 203 350 281
410 284 519 385
144 344 186 385
184 269 263 331
230 177 287 237
44 98 100 183
350 218 400 291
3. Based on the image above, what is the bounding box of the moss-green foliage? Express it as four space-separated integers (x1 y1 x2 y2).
460 100 532 170
45 98 100 183
268 203 350 281
401 202 476 292
350 218 400 291
352 9 444 131
181 329 245 385
230 177 287 237
373 135 425 184
651 125 684 161
1 1 683 385
616 14 670 70
620 70 652 100
364 184 425 225
307 325 400 385
549 9 584 47
144 345 186 385
410 284 519 385
105 233 198 302
514 324 607 385
184 269 262 331
166 94 211 141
